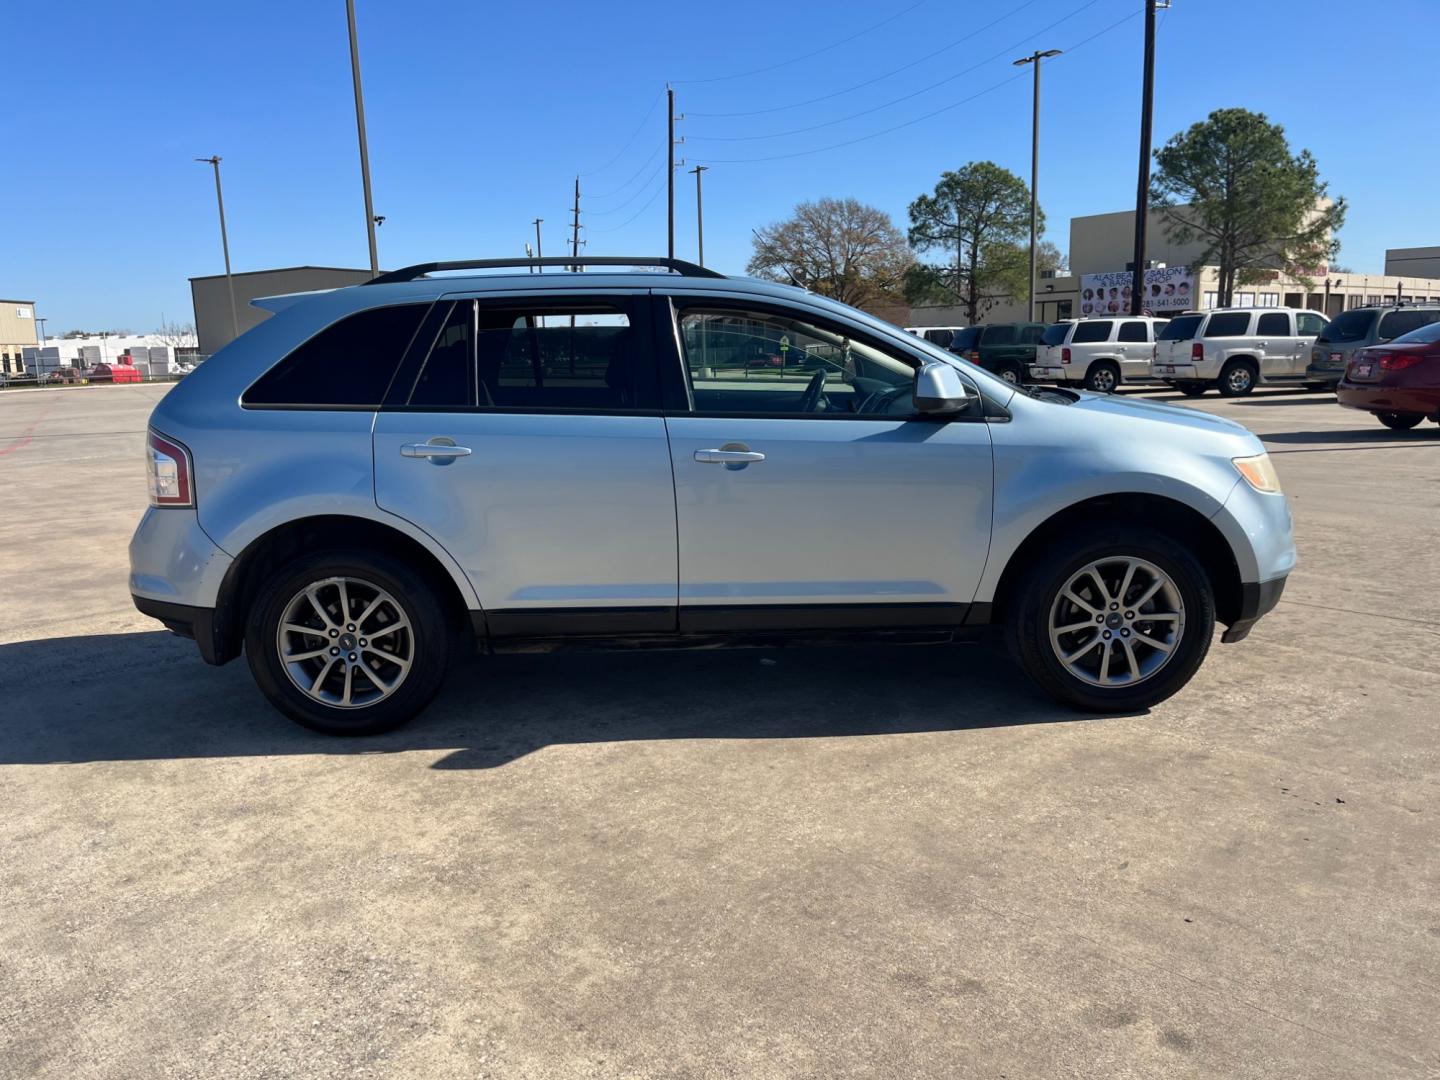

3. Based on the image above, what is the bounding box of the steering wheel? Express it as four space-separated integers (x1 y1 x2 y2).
798 368 828 413
857 385 912 415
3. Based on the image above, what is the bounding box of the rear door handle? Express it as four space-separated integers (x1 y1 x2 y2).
401 442 472 459
694 449 765 464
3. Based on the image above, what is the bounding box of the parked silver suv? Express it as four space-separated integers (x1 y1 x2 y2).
130 257 1295 734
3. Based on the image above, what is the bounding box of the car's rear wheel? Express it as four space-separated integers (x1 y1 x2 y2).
1084 362 1120 393
1217 359 1257 397
245 550 454 735
997 364 1023 385
1176 382 1208 398
1005 527 1215 713
1377 412 1424 431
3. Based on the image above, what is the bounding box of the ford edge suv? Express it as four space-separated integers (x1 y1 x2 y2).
130 257 1295 734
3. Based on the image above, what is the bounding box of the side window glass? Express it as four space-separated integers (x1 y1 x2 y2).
408 302 474 408
1296 312 1327 336
1071 321 1112 344
1117 321 1148 342
244 303 428 407
678 308 913 417
1378 310 1426 340
476 306 639 410
1205 312 1251 337
1256 312 1290 336
1020 325 1046 345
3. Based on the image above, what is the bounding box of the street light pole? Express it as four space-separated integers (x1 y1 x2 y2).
1130 0 1166 316
346 0 380 277
689 165 708 267
195 156 238 341
1013 49 1061 322
533 218 544 273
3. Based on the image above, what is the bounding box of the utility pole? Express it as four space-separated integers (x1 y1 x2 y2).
1013 49 1061 321
689 165 708 267
570 176 582 272
667 84 676 261
195 155 238 342
532 218 544 272
1130 0 1167 315
346 0 380 277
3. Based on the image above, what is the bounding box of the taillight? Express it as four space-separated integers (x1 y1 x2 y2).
969 350 980 361
147 430 194 507
1379 353 1424 371
1061 347 1071 364
1191 342 1204 361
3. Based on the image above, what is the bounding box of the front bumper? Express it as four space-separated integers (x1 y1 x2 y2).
1221 577 1286 643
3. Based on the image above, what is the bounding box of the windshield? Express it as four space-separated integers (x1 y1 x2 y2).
1318 309 1375 344
1157 314 1204 341
949 327 982 351
1392 320 1440 345
1041 323 1070 347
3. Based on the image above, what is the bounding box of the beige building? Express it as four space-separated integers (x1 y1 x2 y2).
190 266 376 355
912 206 1440 326
1 299 39 375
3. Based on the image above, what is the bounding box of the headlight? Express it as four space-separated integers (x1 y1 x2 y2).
1233 453 1282 494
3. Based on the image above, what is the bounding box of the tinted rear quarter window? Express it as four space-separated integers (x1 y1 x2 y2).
1318 309 1375 344
244 303 428 407
1041 323 1071 347
950 327 982 351
1256 312 1290 335
1392 318 1440 345
981 325 1017 346
1117 321 1148 342
1157 314 1204 341
1204 312 1252 338
1378 309 1440 340
1072 320 1112 344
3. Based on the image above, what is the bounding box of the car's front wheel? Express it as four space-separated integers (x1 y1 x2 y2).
245 550 455 735
1377 411 1424 431
1005 528 1215 712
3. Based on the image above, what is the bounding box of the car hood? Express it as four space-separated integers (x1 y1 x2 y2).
1066 389 1257 439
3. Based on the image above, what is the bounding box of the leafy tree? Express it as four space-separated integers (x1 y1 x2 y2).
748 197 914 312
1151 108 1345 306
906 161 1038 323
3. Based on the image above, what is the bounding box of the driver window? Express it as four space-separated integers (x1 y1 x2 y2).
677 307 914 417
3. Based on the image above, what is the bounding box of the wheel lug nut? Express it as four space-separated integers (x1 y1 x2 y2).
1125 611 1134 619
1095 615 1105 623
347 624 355 632
359 638 367 647
329 629 339 638
1110 603 1119 611
1121 629 1130 637
348 652 357 662
330 647 339 656
1103 630 1112 639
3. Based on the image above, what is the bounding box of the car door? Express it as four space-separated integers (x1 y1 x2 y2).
1255 311 1297 375
372 292 679 636
1115 319 1151 380
658 295 994 632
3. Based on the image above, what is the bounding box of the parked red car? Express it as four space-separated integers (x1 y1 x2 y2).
1336 320 1440 431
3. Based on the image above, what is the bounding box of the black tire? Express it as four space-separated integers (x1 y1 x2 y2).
1004 526 1216 713
996 364 1023 385
1084 362 1121 393
1217 359 1257 397
1303 382 1329 392
1377 412 1424 431
245 549 455 735
1176 382 1208 398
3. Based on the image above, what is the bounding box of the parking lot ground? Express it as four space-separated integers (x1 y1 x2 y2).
2 383 1438 1079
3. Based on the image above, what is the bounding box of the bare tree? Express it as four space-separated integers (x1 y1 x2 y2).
748 198 913 313
153 317 197 351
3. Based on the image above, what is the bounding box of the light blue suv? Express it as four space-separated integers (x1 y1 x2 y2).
130 257 1294 734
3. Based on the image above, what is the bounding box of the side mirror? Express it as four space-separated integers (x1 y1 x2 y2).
914 361 974 414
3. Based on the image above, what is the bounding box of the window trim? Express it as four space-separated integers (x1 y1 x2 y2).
660 294 987 424
378 293 665 415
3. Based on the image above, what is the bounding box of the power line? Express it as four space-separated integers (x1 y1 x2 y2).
672 0 927 85
587 163 667 216
581 89 665 177
587 180 667 234
688 0 1107 143
688 0 1043 118
587 145 663 200
690 6 1141 166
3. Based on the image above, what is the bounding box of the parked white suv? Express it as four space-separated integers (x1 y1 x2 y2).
1031 316 1171 392
1151 307 1329 397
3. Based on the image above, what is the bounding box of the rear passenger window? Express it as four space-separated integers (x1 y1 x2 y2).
1118 321 1148 342
244 303 428 408
1296 312 1328 336
1377 310 1438 340
981 325 1017 346
1205 312 1252 337
1072 321 1112 344
1256 313 1290 335
1019 325 1046 345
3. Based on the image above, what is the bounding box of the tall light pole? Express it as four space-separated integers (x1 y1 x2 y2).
195 156 238 341
346 0 380 277
1130 1 1168 315
1013 48 1061 322
533 218 544 272
689 165 708 267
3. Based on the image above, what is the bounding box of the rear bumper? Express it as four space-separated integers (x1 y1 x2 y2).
1151 363 1204 381
1221 576 1286 644
1336 382 1440 416
1303 363 1344 386
132 595 230 665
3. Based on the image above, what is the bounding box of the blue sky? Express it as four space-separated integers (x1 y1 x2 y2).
5 0 1437 332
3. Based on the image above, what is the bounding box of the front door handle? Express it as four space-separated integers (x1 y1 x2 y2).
694 448 765 464
401 441 472 459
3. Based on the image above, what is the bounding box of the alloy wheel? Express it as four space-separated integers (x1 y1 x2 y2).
1047 557 1185 687
1226 366 1254 393
275 576 414 709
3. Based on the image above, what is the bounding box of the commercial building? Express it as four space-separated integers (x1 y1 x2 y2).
191 266 376 355
1 299 39 375
911 205 1440 327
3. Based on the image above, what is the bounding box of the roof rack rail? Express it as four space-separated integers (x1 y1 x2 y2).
365 256 725 286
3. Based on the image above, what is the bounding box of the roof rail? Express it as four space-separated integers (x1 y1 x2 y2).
364 256 725 285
